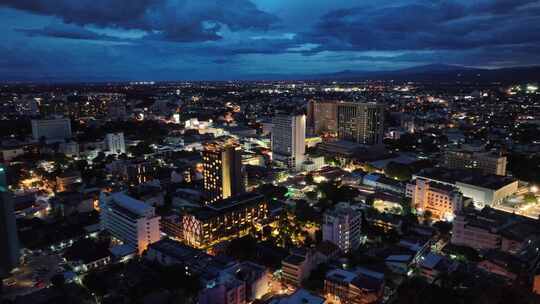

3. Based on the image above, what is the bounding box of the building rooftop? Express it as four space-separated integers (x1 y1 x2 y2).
191 192 266 221
283 254 306 266
416 168 516 190
147 238 237 279
269 289 325 304
110 192 153 216
460 206 540 241
326 269 357 283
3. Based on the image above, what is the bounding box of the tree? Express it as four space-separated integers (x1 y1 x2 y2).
258 184 287 200
226 236 258 261
294 199 319 223
423 210 433 225
523 193 537 204
507 154 540 184
305 173 314 185
305 190 318 201
82 272 108 300
129 141 154 157
92 152 106 164
385 162 412 181
51 274 66 289
433 221 453 235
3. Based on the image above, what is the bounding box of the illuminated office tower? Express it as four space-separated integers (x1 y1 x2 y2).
337 102 384 145
308 100 338 135
0 165 19 278
203 140 245 204
271 114 306 170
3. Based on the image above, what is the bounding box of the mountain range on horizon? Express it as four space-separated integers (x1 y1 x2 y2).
2 64 540 84
244 64 540 83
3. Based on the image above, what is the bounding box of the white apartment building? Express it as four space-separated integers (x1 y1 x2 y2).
99 192 161 255
106 132 126 155
271 114 306 170
322 202 362 253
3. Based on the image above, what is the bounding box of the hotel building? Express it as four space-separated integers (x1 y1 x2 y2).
307 100 338 135
203 140 245 204
182 193 268 249
336 102 384 145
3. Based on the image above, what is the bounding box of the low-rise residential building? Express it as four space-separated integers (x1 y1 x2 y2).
282 248 317 287
477 250 528 281
418 253 458 283
324 268 384 304
146 239 269 304
269 289 326 304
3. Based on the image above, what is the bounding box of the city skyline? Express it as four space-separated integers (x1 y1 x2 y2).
2 1 540 303
2 0 540 81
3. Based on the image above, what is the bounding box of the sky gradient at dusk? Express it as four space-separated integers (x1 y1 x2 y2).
2 0 540 81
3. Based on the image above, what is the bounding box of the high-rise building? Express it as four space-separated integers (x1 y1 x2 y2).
99 192 161 255
106 132 126 155
0 165 19 278
31 118 72 141
322 202 362 253
443 149 507 176
271 114 306 170
336 102 384 145
203 140 245 203
407 179 463 221
307 100 338 135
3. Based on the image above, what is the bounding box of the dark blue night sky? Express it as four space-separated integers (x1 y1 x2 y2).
1 0 540 81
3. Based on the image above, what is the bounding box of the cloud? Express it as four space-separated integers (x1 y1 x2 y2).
16 24 120 41
0 0 279 42
299 0 540 53
2 0 540 81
